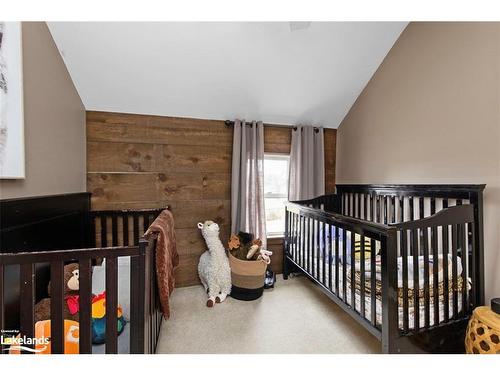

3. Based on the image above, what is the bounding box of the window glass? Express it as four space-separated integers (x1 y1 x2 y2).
264 154 290 237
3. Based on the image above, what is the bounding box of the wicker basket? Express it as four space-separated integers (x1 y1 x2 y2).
228 252 267 301
465 306 500 354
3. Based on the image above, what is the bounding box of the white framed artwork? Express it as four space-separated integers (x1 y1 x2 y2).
0 22 24 179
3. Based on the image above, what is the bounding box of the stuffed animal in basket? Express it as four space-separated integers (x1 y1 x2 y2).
34 263 82 323
197 221 232 307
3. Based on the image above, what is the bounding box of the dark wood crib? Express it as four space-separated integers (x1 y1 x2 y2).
0 192 165 354
283 184 485 353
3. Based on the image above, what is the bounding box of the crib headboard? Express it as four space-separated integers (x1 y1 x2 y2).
335 184 486 304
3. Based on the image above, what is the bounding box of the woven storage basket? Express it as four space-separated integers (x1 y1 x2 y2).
465 306 500 354
228 252 267 301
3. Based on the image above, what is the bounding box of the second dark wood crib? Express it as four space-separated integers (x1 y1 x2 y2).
0 193 165 354
283 184 485 354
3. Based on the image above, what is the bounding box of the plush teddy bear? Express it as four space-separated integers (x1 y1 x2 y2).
34 263 82 323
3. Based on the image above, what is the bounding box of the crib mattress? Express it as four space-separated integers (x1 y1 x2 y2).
291 254 465 330
338 278 463 329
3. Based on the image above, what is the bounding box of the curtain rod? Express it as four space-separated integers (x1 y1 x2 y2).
225 120 320 133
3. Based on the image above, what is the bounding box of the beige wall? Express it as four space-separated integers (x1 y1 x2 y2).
0 22 85 199
337 22 500 302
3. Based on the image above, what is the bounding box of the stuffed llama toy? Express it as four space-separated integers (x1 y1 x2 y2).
197 221 232 307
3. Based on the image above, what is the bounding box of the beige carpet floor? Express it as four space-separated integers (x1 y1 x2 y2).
156 275 381 354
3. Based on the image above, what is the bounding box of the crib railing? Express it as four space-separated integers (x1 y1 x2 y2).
335 184 485 306
284 194 479 353
392 204 476 334
90 208 164 248
285 203 395 339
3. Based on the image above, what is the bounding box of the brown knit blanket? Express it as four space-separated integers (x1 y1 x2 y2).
145 209 179 319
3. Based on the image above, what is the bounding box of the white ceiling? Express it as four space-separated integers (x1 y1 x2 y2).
48 22 407 128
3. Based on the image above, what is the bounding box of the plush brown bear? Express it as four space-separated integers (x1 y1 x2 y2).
34 263 81 323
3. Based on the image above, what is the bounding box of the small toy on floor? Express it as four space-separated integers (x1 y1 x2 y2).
197 221 232 307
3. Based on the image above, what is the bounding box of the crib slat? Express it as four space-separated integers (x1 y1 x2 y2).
50 260 65 354
350 231 356 310
112 214 118 246
451 224 459 317
130 253 146 353
364 194 368 220
306 217 310 273
383 196 387 224
370 193 377 222
309 218 313 274
409 197 414 226
432 226 439 324
123 213 129 247
460 223 468 316
303 216 307 269
315 220 320 280
391 196 396 224
293 213 297 261
296 214 300 263
360 236 366 318
323 222 327 286
401 229 409 333
133 213 140 246
101 215 108 247
470 224 477 307
318 221 322 282
90 214 97 247
335 226 340 295
327 224 332 290
342 228 347 302
105 256 118 354
422 227 430 328
399 196 404 223
430 197 436 215
143 213 150 233
294 214 301 264
19 263 35 354
419 197 424 220
442 225 450 323
79 258 92 354
0 264 4 354
149 249 154 354
411 228 420 331
376 196 380 223
296 214 300 264
370 238 377 326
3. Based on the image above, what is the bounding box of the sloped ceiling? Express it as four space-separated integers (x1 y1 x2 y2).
48 22 407 128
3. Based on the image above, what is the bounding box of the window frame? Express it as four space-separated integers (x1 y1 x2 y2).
263 153 290 238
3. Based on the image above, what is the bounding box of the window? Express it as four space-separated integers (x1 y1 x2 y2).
264 154 290 237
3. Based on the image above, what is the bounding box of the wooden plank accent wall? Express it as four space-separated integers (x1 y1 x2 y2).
86 111 336 286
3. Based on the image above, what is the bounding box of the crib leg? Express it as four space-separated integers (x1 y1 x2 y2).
283 256 290 280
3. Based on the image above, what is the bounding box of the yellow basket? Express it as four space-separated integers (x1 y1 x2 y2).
465 306 500 354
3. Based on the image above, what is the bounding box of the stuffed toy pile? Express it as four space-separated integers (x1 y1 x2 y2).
228 231 272 264
23 263 126 354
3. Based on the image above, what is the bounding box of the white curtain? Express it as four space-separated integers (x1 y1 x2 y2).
288 125 325 201
231 120 267 248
